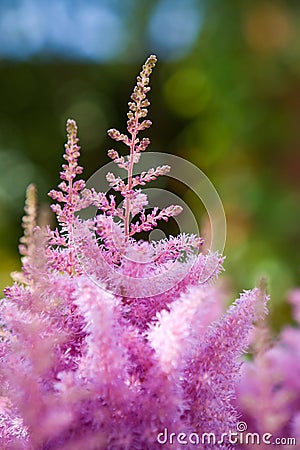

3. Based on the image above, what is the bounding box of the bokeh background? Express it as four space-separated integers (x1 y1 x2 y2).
0 0 299 329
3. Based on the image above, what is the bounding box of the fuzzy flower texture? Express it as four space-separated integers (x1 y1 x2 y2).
1 55 292 450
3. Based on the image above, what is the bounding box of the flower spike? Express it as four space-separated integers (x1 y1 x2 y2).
106 54 182 239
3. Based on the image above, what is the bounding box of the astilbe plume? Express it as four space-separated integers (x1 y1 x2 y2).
0 56 268 450
236 288 300 449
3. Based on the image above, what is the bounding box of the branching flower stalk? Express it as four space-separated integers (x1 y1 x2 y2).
125 56 154 237
11 183 37 285
107 55 181 239
49 120 84 275
109 55 156 238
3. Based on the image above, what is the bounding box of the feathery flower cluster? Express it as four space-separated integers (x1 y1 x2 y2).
236 288 300 449
0 56 269 449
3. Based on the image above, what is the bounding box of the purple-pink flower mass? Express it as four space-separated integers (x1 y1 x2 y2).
0 56 298 449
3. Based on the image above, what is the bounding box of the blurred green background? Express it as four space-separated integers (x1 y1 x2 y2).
0 0 299 329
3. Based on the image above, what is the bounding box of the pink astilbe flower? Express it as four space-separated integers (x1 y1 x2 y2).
104 55 182 238
10 184 40 286
0 55 270 449
236 288 300 449
182 289 268 446
48 119 86 275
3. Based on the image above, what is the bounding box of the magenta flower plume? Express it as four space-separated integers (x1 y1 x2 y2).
1 56 269 449
48 118 85 275
236 288 300 449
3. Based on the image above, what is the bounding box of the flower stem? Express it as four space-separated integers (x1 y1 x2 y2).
125 130 137 238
